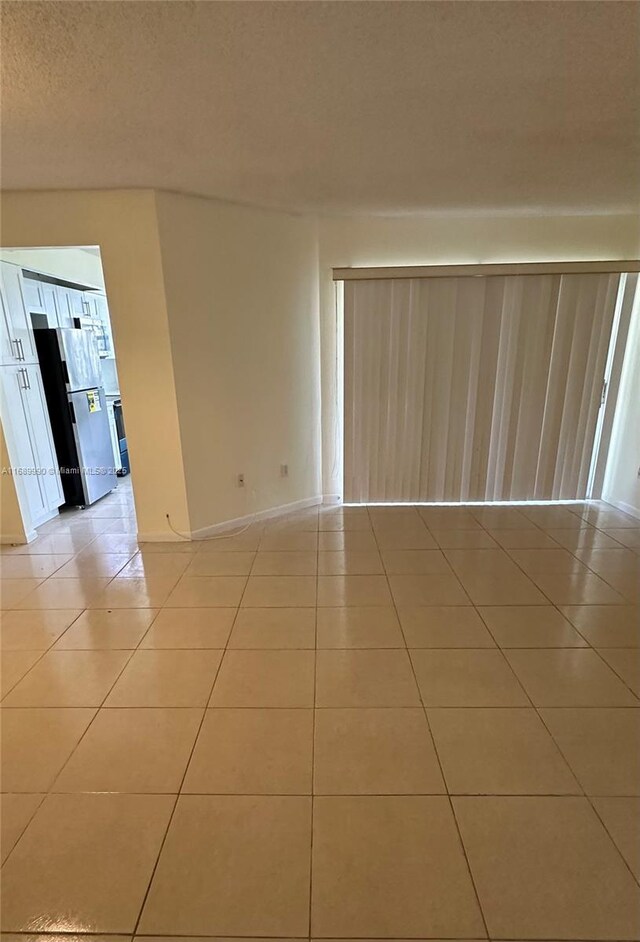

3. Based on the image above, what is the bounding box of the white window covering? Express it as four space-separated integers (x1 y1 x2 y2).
344 273 621 502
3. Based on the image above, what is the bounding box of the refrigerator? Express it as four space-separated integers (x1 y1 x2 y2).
34 328 117 507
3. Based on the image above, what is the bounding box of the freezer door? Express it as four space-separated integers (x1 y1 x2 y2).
57 328 102 391
68 387 117 505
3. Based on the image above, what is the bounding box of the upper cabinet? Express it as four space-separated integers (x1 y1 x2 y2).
67 287 89 319
0 262 39 364
21 277 47 315
53 286 81 328
83 292 114 358
20 273 112 336
1 264 114 362
18 273 80 330
41 283 62 326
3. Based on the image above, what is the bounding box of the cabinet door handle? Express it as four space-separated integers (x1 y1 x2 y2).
18 368 27 390
23 367 31 389
12 338 22 360
17 338 25 361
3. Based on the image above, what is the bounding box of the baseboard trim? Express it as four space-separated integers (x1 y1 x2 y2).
322 494 342 505
601 497 640 521
186 496 322 540
190 496 323 540
138 495 324 544
137 531 191 543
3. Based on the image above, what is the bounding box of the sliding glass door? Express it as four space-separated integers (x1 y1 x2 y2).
343 272 625 502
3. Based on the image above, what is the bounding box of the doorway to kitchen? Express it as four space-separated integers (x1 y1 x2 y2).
0 246 135 543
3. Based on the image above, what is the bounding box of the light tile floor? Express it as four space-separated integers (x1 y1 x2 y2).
1 480 640 940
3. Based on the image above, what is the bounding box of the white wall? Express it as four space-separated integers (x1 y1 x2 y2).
318 213 640 497
2 193 637 539
155 192 321 533
603 285 640 518
0 190 191 539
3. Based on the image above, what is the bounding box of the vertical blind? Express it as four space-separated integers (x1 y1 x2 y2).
343 273 621 502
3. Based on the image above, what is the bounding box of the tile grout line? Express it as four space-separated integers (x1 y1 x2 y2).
469 527 640 891
9 787 638 798
588 795 640 890
0 613 149 869
40 607 164 791
389 508 640 922
480 530 640 702
446 512 640 894
0 607 86 701
129 547 253 936
308 519 319 940
369 507 493 942
0 789 47 868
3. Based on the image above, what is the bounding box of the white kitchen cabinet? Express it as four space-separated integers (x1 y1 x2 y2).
67 288 88 319
21 364 64 514
0 362 64 526
21 276 63 327
41 283 61 327
84 292 114 357
52 286 75 328
0 271 18 365
52 285 89 326
0 262 38 364
22 276 47 315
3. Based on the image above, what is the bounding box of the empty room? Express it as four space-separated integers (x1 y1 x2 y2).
0 2 639 941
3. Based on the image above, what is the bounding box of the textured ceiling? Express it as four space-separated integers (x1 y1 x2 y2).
1 1 639 214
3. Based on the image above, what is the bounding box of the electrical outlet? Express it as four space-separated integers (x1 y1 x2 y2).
280 463 289 477
237 473 245 487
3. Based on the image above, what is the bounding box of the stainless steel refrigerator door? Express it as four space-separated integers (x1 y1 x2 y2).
56 328 102 391
68 387 117 505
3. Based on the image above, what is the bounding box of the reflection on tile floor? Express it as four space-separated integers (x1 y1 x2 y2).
1 480 639 939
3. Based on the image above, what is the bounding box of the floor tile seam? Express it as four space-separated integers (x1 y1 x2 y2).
461 597 606 821
593 520 640 549
380 557 459 580
23 788 627 798
0 624 143 866
308 512 320 940
6 933 638 941
128 571 241 935
435 518 566 552
523 566 633 606
529 592 640 703
366 508 492 942
505 636 640 889
0 606 88 701
0 790 46 870
44 605 162 796
471 543 640 702
8 935 638 941
584 646 640 703
3 702 638 710
562 539 640 587
389 557 474 606
584 790 640 891
457 607 532 711
447 526 640 898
